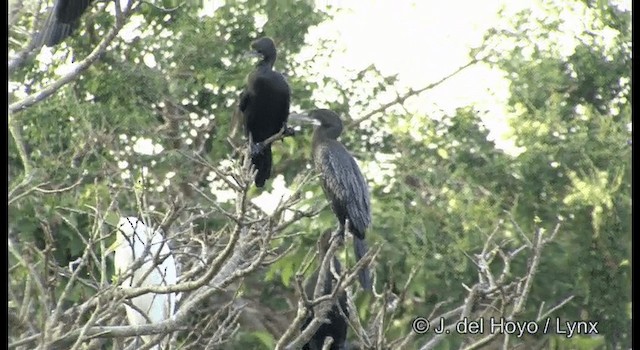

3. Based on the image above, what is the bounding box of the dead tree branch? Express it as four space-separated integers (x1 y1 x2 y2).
348 56 485 128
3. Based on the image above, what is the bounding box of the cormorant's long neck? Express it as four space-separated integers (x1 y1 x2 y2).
311 125 342 154
257 54 276 70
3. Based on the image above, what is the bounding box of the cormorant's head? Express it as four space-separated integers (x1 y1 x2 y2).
248 37 277 64
288 109 344 139
308 109 343 130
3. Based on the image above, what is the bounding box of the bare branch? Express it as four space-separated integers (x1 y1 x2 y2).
348 57 485 128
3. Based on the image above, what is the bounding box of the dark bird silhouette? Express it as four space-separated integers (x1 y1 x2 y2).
35 0 92 47
290 109 372 291
235 37 292 187
302 229 349 350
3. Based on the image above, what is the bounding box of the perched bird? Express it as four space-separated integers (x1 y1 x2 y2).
290 109 373 291
234 37 293 187
302 229 349 350
107 217 178 349
35 0 92 47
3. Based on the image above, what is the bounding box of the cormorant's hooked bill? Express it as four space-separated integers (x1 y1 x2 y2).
242 50 262 59
288 113 321 126
242 42 265 59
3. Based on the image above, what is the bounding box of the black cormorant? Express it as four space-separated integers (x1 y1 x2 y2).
302 229 349 350
290 109 372 291
36 0 92 47
236 37 292 187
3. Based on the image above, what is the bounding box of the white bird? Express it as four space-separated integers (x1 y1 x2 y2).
107 216 178 349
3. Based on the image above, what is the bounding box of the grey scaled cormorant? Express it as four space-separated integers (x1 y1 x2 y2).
236 37 292 188
290 109 372 291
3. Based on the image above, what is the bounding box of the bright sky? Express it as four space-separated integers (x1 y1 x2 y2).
298 0 629 153
303 0 531 154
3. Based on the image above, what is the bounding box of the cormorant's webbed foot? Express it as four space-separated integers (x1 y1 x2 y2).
250 142 265 157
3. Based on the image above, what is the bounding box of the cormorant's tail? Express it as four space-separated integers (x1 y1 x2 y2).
252 145 272 188
353 237 372 292
34 0 92 47
34 13 74 47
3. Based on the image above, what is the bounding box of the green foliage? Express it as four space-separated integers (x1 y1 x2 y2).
550 335 607 350
477 1 631 347
9 1 329 347
234 331 273 350
8 0 630 348
251 330 276 349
